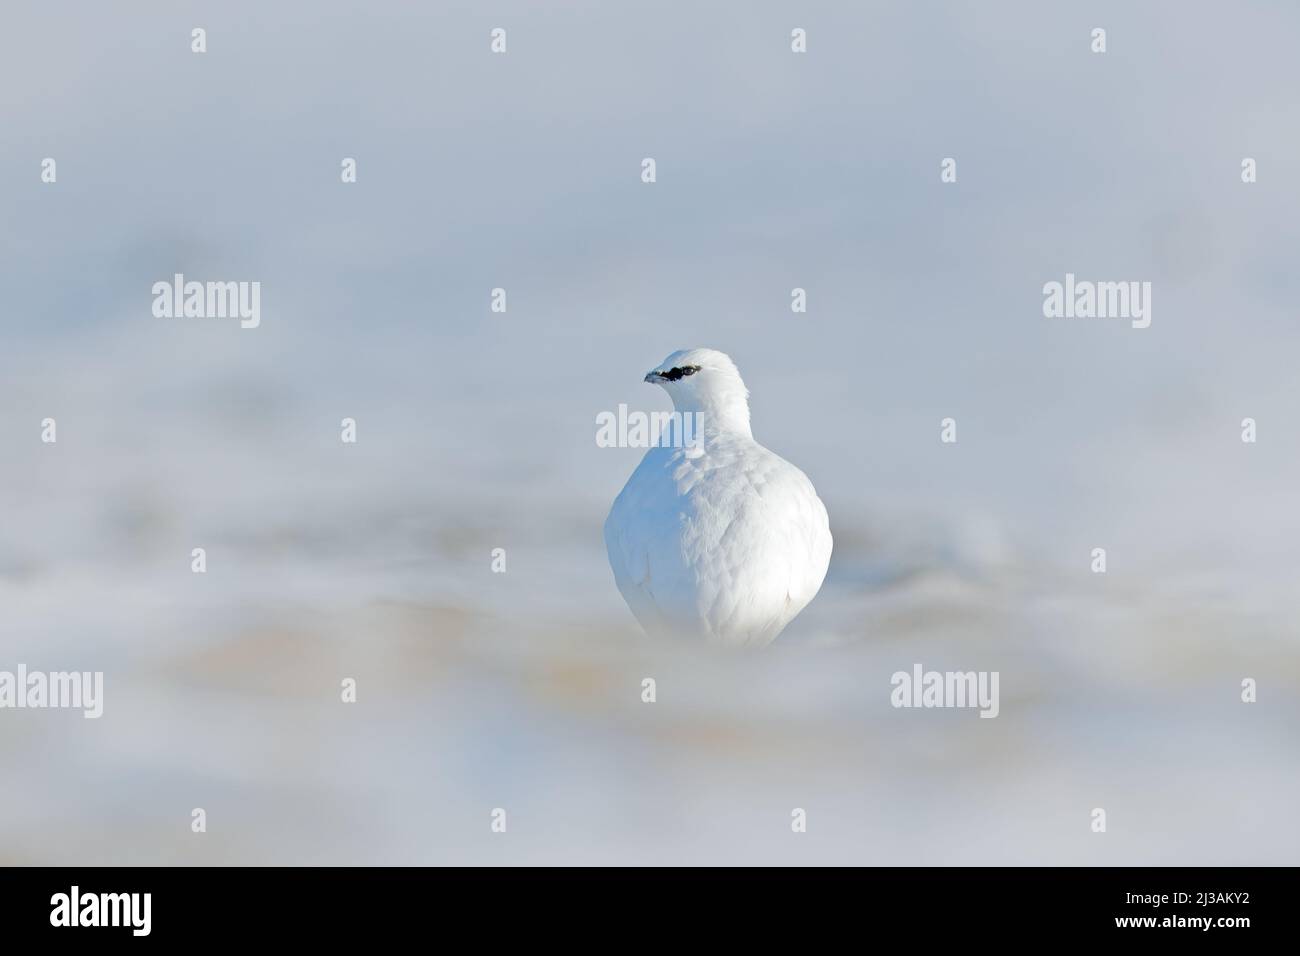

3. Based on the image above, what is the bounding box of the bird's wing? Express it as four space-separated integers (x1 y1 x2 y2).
683 447 831 641
604 449 683 633
739 451 833 623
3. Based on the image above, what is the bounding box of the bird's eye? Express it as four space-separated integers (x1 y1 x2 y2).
659 365 702 382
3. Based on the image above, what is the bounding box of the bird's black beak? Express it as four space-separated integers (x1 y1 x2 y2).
644 371 665 383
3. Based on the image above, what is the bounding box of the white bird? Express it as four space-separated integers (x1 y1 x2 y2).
604 348 832 647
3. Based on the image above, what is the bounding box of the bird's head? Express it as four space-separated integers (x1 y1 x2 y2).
643 348 751 435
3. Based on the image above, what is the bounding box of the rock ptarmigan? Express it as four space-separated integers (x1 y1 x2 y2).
604 348 832 647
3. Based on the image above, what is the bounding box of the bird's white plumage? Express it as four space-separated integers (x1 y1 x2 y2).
604 349 832 647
